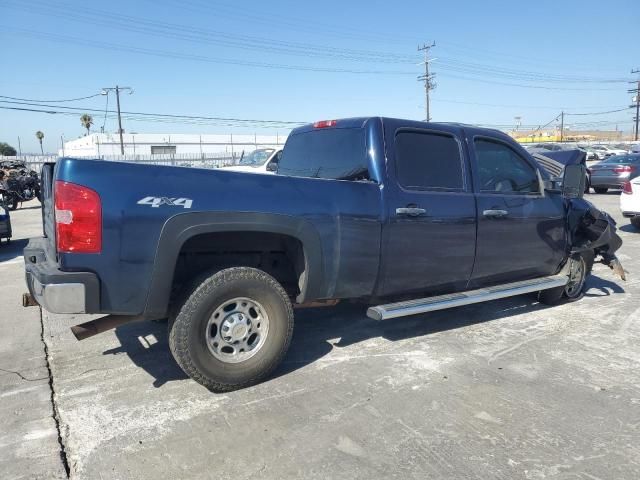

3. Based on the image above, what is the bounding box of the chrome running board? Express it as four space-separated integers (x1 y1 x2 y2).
366 264 571 321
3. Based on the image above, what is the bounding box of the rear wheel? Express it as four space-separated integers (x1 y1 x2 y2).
168 267 294 392
593 187 608 194
631 217 640 229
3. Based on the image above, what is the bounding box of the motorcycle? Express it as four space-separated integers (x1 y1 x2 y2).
0 161 41 211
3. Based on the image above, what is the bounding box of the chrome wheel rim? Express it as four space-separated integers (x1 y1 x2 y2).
205 297 270 363
565 257 586 298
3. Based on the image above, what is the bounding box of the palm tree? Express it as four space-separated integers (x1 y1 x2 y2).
35 131 44 154
80 114 93 136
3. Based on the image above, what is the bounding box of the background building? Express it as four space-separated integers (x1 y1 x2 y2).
60 132 288 157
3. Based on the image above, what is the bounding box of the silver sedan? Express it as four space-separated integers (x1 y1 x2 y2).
589 154 640 193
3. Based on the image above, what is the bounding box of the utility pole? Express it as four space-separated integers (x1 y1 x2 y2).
559 111 564 142
630 69 640 141
101 86 133 154
418 42 437 122
17 137 22 157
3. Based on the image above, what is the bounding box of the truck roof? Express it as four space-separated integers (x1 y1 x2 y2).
290 117 510 140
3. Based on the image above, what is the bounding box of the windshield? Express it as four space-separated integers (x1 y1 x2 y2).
238 149 275 166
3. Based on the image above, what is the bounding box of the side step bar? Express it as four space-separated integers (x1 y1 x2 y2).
367 265 570 321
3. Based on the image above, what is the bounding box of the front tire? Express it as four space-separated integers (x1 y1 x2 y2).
169 267 294 392
538 252 592 305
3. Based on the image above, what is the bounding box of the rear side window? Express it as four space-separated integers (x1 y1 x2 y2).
395 130 464 190
278 128 369 180
474 138 539 194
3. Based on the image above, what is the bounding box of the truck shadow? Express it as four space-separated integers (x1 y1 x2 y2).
0 238 29 263
619 224 639 233
106 274 622 389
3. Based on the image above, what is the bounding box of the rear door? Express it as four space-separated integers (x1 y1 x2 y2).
379 121 476 296
468 134 566 287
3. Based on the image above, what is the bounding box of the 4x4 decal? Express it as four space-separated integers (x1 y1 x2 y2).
137 196 193 209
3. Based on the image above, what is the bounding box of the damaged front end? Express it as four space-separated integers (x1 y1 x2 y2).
566 198 625 281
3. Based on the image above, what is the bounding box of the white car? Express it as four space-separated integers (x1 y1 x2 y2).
592 145 628 158
220 148 282 174
621 177 640 228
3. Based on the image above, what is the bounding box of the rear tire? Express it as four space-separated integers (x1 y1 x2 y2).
593 187 608 194
168 267 294 392
631 217 640 229
538 252 592 305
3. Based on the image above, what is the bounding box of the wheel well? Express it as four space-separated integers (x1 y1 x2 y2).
171 231 306 301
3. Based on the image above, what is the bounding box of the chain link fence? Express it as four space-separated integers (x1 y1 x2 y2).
1 153 239 173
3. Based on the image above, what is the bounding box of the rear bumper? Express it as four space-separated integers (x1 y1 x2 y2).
24 237 100 314
590 176 626 188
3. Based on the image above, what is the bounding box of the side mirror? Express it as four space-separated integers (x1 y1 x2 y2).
266 161 278 172
562 164 586 199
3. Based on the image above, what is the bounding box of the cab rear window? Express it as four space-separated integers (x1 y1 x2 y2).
278 128 369 181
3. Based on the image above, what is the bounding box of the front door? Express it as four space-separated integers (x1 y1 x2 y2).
379 123 477 296
469 136 566 287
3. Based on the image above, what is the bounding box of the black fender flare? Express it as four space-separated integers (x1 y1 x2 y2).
142 211 325 318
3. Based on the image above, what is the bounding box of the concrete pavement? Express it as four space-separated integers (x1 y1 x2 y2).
0 202 67 479
1 194 639 479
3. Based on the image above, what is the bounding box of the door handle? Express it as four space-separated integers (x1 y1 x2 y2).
483 209 509 218
396 207 427 217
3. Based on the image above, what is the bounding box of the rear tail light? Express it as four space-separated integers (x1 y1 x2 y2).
613 165 635 173
313 119 337 128
54 180 102 253
622 181 633 194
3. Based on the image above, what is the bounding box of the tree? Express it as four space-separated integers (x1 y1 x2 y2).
0 142 17 156
35 131 44 154
80 114 93 136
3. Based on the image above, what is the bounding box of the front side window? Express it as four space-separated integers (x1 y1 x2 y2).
474 138 539 194
395 130 464 191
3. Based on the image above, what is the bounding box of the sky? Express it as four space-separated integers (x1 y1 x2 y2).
1 0 637 153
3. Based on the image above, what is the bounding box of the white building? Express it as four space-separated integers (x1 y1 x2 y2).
60 132 288 158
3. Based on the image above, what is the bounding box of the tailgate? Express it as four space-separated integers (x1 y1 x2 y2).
40 162 57 260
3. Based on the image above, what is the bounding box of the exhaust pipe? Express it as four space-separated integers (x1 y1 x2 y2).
71 315 147 341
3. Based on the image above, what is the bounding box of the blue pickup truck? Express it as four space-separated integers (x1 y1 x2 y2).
23 117 624 391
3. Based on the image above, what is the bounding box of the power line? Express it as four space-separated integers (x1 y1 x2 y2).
0 93 102 102
432 98 629 110
4 1 631 85
0 100 307 127
7 29 416 76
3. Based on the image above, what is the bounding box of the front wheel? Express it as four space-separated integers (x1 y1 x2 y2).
169 267 294 392
538 253 592 305
7 197 18 211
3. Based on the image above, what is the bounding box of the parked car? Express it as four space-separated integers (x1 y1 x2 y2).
220 148 282 174
22 117 624 392
589 154 640 193
591 145 628 158
621 177 640 228
0 203 11 244
578 146 602 162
